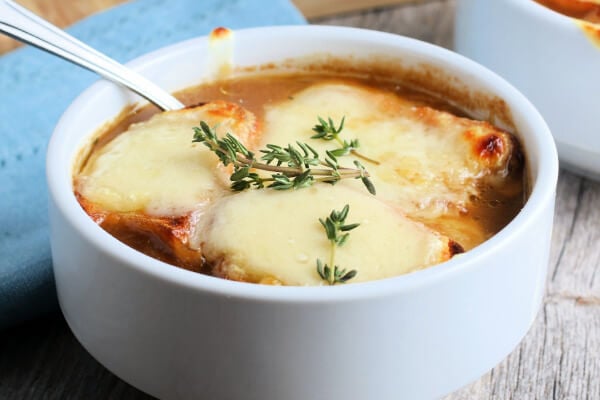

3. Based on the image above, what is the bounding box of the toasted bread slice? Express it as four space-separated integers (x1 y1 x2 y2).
261 82 522 218
74 101 259 270
78 194 206 271
261 82 523 249
198 185 463 285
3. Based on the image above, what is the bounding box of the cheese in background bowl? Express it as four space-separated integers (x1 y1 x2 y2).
46 26 558 400
535 0 600 23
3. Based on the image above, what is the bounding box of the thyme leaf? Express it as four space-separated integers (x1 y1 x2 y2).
316 204 359 285
311 116 380 165
192 121 376 195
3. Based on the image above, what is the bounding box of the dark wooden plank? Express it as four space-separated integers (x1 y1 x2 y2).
0 313 153 399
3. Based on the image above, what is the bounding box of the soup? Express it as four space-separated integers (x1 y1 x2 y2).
74 71 525 285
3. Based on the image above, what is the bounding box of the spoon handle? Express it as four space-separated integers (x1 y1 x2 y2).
0 0 184 111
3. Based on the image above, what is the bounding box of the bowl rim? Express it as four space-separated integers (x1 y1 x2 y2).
47 25 558 303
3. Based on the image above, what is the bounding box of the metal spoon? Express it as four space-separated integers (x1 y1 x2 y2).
0 0 184 111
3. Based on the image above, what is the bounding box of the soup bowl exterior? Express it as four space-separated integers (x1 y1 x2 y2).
455 0 600 178
47 26 558 400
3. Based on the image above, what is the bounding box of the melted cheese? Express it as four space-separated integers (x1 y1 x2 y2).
199 185 456 285
76 81 521 285
262 82 514 218
76 102 256 216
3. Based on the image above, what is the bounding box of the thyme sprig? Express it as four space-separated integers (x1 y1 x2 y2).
316 204 359 285
192 121 376 194
311 116 380 165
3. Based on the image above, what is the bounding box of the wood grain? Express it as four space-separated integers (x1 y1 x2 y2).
1 1 599 399
311 0 455 49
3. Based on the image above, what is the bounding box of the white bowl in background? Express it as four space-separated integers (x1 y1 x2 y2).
455 0 600 179
46 25 558 400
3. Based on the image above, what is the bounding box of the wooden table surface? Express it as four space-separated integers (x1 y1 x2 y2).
2 0 599 399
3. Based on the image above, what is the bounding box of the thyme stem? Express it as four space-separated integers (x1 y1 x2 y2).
312 116 380 166
234 154 364 178
350 149 381 166
328 240 337 285
316 205 359 285
192 121 376 194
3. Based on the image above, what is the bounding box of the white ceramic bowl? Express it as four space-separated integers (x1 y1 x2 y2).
47 26 558 400
455 0 600 179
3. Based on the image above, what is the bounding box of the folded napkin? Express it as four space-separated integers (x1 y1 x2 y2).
0 0 305 330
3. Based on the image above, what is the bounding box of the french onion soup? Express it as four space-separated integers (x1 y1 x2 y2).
74 68 526 286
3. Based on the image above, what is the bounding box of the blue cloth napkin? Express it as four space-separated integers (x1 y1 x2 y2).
0 0 305 330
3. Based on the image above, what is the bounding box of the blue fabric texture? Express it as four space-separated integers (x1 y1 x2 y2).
0 0 305 329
